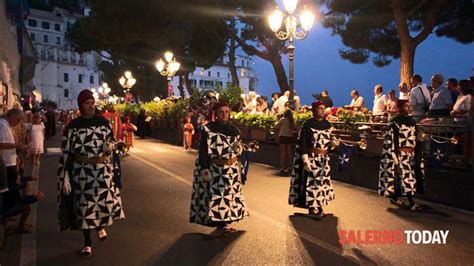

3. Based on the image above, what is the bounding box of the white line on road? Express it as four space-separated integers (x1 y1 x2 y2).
131 154 361 263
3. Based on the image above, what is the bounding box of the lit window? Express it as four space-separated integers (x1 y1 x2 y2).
241 69 246 77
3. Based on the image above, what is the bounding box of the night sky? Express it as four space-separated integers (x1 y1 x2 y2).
254 23 474 109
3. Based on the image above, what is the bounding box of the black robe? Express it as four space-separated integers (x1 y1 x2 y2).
289 118 335 209
190 121 248 226
379 115 424 197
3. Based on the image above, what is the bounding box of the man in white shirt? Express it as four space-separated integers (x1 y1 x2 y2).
0 109 30 232
409 74 431 121
429 74 453 117
398 82 410 100
372 84 387 115
272 90 289 114
345 90 365 110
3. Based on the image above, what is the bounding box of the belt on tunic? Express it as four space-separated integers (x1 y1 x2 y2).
211 157 238 166
399 147 414 154
74 154 110 164
309 148 328 155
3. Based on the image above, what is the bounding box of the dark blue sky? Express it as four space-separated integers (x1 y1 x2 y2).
254 23 474 109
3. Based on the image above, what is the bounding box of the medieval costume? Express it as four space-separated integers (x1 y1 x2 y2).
104 107 122 141
122 116 137 150
58 89 125 256
183 118 195 151
378 100 423 211
289 102 335 218
190 102 248 235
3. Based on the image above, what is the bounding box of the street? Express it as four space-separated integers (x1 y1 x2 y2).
4 137 474 265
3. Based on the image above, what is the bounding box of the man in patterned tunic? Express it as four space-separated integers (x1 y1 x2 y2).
190 102 248 236
289 101 335 219
379 100 423 211
58 89 125 256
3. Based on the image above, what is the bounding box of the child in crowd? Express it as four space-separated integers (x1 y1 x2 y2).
183 117 195 151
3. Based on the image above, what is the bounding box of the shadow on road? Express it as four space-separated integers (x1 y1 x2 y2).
289 213 374 265
144 231 244 266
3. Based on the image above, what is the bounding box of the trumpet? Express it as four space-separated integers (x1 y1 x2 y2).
232 140 260 153
104 140 129 156
420 133 458 144
332 138 368 150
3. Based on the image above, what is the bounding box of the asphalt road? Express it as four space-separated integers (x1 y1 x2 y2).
4 137 474 265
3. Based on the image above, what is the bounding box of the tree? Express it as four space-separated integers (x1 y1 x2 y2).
318 0 474 83
67 0 228 99
219 1 291 93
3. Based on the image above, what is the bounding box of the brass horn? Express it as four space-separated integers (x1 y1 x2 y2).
332 138 368 150
420 133 458 144
232 140 260 153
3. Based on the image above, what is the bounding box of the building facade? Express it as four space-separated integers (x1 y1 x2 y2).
26 7 100 109
169 54 258 96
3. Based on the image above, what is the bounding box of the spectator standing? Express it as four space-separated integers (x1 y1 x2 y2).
373 84 387 115
272 91 289 115
28 113 45 171
446 78 459 103
386 90 398 115
409 74 431 121
320 90 334 108
398 82 410 100
345 90 365 110
44 105 56 139
268 93 280 111
429 74 453 117
275 109 296 175
451 80 472 124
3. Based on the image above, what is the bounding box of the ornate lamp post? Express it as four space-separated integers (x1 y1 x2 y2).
155 51 180 97
119 71 137 103
268 0 315 109
97 82 112 103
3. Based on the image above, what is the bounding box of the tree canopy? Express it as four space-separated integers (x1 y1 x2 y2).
67 0 229 99
318 0 474 81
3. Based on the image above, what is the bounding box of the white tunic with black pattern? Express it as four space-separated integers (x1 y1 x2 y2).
289 128 335 208
190 126 248 226
58 118 125 231
379 122 420 197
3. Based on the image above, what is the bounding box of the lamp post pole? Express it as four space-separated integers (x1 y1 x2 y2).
268 0 315 110
156 51 181 98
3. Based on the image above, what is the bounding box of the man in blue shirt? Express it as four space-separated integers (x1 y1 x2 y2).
429 74 453 117
446 78 459 103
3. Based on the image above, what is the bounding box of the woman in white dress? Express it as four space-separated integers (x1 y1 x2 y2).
451 80 471 124
28 113 45 166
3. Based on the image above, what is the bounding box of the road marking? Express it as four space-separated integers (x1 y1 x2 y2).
131 153 361 263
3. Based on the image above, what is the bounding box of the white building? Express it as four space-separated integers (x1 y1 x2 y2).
170 54 258 96
26 7 101 109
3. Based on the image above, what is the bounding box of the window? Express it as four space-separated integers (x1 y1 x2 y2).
67 22 71 29
247 61 250 68
90 76 94 84
78 74 83 83
241 68 246 77
42 21 50 29
28 19 37 27
30 33 35 41
64 89 69 98
56 37 61 44
227 73 230 79
217 72 220 78
64 73 69 82
241 60 244 67
208 71 211 77
199 80 205 87
190 79 196 87
200 70 204 76
43 35 48 43
54 23 61 31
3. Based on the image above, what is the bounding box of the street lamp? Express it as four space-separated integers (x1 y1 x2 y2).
119 71 137 103
155 51 181 97
268 0 315 109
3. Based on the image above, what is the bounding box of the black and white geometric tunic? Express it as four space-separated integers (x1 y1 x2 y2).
289 118 335 209
58 116 125 231
378 115 424 197
190 122 248 226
